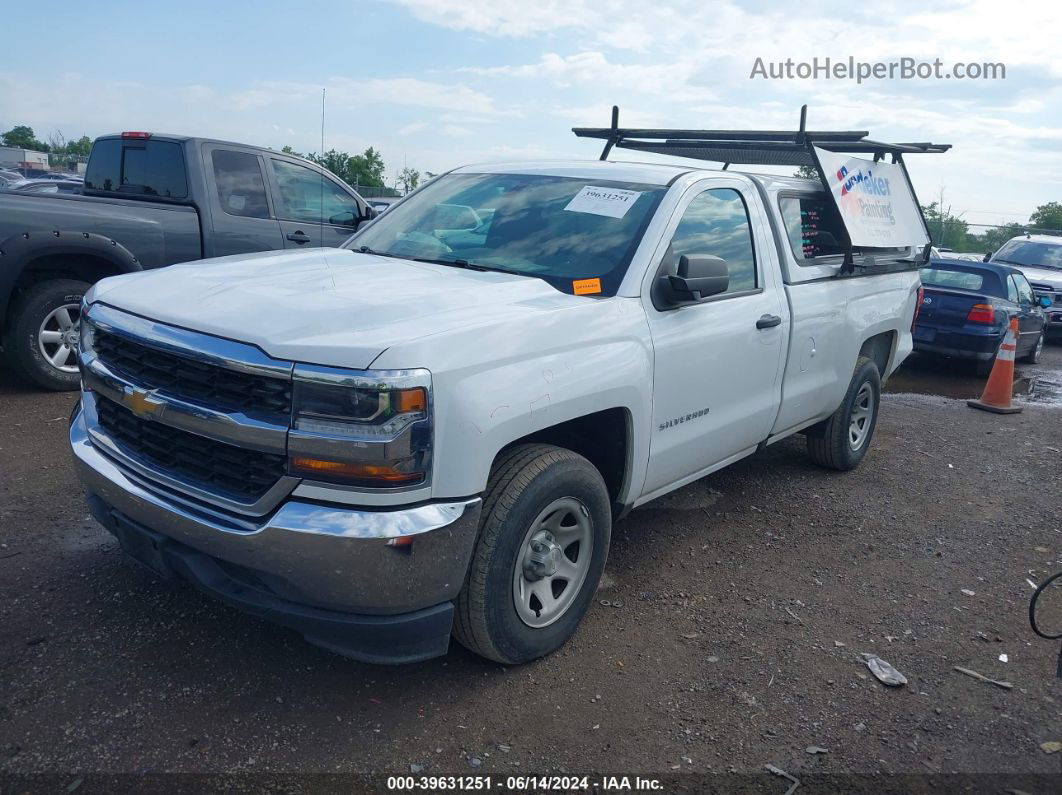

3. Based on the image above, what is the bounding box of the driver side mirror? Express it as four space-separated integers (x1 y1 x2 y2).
665 254 729 303
1040 296 1053 309
328 210 358 227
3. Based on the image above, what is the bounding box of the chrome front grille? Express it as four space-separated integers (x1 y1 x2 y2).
80 304 297 515
95 396 287 502
93 328 292 419
1029 283 1062 305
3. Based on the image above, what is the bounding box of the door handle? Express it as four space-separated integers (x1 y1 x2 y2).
756 314 782 329
287 231 311 243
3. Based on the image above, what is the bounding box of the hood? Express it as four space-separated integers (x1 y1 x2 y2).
87 248 582 369
1011 263 1062 288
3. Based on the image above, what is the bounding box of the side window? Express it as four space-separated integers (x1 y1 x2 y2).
271 159 359 226
1015 274 1035 305
211 150 270 219
1006 275 1019 303
668 188 757 293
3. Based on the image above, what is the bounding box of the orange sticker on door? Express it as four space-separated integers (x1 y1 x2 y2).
572 278 602 295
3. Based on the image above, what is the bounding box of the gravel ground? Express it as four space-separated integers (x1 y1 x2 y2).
1 346 1060 792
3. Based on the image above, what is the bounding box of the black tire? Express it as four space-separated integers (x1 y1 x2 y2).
806 356 881 471
1018 331 1043 364
454 444 611 664
3 279 88 391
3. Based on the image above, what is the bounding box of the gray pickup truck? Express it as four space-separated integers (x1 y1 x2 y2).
0 132 374 390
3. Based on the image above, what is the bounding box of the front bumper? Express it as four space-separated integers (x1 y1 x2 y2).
71 407 482 663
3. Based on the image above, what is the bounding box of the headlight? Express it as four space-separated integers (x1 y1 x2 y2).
288 366 432 489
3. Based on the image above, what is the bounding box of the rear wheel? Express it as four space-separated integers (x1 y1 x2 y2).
454 444 611 664
4 279 88 391
806 356 881 471
1019 331 1044 364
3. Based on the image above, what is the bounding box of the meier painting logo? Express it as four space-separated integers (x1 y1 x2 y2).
812 146 927 247
834 164 896 226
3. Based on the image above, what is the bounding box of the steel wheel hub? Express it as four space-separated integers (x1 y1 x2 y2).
848 382 874 450
512 497 593 628
38 304 81 374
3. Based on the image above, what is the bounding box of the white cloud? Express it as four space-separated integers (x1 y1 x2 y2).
394 0 596 36
464 51 713 100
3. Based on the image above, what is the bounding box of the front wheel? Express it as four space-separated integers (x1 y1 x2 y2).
4 279 89 391
806 356 881 471
1019 331 1044 364
454 444 612 664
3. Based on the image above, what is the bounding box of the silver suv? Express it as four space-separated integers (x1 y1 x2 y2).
992 234 1062 330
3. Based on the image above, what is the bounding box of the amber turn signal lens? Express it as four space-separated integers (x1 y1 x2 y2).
289 456 423 486
393 387 427 414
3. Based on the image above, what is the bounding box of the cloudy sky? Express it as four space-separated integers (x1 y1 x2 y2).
3 0 1060 227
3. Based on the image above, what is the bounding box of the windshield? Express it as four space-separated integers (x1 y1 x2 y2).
347 173 667 296
993 239 1062 270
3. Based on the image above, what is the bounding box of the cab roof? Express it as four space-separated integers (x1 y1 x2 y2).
451 159 823 191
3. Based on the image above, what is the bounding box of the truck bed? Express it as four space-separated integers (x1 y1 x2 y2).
0 191 202 269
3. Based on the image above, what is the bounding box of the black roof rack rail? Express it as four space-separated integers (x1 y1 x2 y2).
573 105 950 274
572 104 951 165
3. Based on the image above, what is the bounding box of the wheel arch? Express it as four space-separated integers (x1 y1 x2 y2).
492 407 633 514
858 330 896 380
0 231 142 330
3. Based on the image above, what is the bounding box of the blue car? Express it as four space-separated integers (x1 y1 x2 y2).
913 259 1050 374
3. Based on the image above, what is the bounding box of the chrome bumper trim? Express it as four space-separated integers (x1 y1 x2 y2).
72 409 481 614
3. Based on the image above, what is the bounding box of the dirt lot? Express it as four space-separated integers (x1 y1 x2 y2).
1 345 1060 792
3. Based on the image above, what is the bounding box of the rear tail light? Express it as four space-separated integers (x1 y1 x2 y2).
912 286 924 331
121 131 152 139
966 303 995 324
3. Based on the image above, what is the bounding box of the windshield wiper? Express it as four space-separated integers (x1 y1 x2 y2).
412 257 523 277
356 245 407 260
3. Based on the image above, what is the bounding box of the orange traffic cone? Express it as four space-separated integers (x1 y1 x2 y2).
967 317 1022 414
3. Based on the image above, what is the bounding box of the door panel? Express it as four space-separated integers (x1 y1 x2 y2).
268 158 362 249
642 184 786 496
1012 274 1043 352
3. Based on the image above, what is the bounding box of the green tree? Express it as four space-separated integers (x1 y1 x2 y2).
67 135 92 157
1029 202 1062 233
793 164 819 180
398 167 420 193
348 147 386 187
2 125 49 151
921 200 971 251
305 149 354 183
280 145 300 156
973 222 1026 255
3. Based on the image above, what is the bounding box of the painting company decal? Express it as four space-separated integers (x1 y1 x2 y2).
813 146 929 249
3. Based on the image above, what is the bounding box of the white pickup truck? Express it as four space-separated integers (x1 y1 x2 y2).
70 125 936 664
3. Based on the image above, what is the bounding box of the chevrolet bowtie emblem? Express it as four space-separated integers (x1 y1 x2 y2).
123 387 165 420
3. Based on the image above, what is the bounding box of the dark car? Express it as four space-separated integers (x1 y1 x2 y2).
0 132 373 390
4 178 83 194
913 259 1050 374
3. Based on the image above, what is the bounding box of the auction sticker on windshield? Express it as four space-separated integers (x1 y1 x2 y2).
564 186 642 218
572 277 602 295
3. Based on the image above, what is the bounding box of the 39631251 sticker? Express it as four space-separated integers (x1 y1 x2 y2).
572 278 602 295
563 186 642 219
